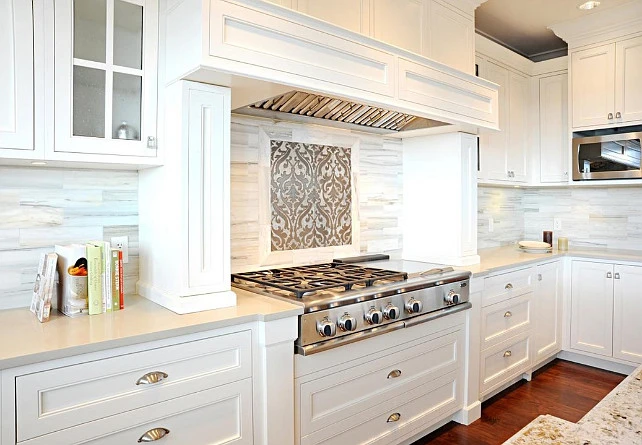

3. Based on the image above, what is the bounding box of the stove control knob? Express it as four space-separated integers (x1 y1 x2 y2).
445 290 460 305
383 304 400 320
317 318 337 337
365 308 383 325
338 313 357 332
405 298 423 314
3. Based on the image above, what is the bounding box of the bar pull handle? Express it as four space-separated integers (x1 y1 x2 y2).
503 350 512 358
138 428 170 442
387 413 401 423
504 311 512 318
387 369 402 379
136 371 168 386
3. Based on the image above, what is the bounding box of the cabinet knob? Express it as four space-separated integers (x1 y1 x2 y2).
387 369 402 379
564 171 568 176
614 273 620 279
136 371 168 386
505 283 513 290
538 274 542 281
503 350 512 358
138 428 170 442
606 272 613 279
616 111 622 119
387 413 401 423
608 113 614 119
504 311 512 318
147 136 157 149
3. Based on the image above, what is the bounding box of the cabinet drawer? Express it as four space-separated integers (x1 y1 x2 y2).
302 371 461 445
22 378 253 445
481 293 532 350
483 267 533 307
480 332 530 396
299 329 463 436
16 330 251 442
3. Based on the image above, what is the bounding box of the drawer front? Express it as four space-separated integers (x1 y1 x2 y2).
299 329 463 436
481 293 532 350
481 332 531 396
483 267 533 307
17 330 251 442
22 378 253 445
302 371 461 445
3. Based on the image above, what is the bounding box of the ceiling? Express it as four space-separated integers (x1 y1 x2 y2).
475 0 636 62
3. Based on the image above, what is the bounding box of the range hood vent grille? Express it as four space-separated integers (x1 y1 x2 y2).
245 91 447 133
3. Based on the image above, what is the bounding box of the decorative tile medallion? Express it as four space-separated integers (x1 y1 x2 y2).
270 140 352 251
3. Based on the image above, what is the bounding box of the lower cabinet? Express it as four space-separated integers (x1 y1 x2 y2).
571 260 642 364
533 261 563 364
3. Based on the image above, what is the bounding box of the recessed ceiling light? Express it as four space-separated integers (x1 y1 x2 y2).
578 1 601 10
30 161 47 166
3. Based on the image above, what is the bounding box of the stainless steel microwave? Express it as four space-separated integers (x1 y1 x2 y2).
572 131 642 181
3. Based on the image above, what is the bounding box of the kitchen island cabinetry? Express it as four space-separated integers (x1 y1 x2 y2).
0 0 34 156
570 260 642 364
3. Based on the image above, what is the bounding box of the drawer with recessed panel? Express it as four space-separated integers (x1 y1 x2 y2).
15 330 251 442
482 267 534 307
480 331 531 396
481 293 532 350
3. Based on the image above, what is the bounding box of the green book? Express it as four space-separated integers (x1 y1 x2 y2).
87 243 103 315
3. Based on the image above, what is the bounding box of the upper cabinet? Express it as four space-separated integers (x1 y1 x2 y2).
615 36 642 124
269 0 477 75
51 0 159 162
539 73 569 183
0 0 34 155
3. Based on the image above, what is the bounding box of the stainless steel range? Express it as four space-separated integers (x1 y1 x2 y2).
232 261 471 355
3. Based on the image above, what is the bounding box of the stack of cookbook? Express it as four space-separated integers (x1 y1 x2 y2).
55 242 125 318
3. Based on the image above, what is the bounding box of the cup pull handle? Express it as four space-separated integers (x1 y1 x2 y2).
503 350 512 358
614 273 620 279
387 413 401 423
606 272 612 279
387 369 402 379
505 283 513 290
138 428 170 442
136 371 168 386
608 112 614 119
504 311 512 318
616 111 622 119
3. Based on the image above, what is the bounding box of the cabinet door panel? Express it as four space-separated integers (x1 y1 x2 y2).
534 261 562 363
371 0 424 54
296 0 369 34
539 74 569 183
427 1 473 74
479 61 509 181
615 36 642 124
571 44 615 128
187 88 230 293
0 0 33 151
570 261 613 357
613 264 642 363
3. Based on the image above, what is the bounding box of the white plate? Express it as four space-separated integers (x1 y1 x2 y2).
519 247 552 254
518 240 551 249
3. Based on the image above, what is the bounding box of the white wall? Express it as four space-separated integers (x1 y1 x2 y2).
0 167 139 309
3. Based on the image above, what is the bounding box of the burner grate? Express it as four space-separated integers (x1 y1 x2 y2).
231 263 408 298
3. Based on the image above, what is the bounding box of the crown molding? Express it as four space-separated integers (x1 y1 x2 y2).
549 0 642 49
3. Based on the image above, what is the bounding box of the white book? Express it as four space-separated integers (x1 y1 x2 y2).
31 253 58 322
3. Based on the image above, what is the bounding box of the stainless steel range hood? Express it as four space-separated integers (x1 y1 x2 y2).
233 90 451 135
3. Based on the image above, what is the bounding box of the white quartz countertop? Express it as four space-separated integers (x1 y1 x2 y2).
0 289 302 370
504 364 642 444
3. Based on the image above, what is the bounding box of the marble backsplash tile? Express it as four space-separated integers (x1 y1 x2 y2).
477 186 525 249
0 167 139 309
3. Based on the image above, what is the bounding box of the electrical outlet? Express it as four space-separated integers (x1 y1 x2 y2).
110 236 129 263
554 218 562 231
489 217 494 233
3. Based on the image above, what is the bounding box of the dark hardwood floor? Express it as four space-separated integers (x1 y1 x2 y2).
412 359 626 445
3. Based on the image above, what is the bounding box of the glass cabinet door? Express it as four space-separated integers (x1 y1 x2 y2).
54 0 157 158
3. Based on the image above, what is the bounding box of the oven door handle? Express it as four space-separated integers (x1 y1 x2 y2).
403 302 472 328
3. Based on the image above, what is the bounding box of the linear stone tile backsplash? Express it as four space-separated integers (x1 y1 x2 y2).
0 167 138 309
479 185 642 251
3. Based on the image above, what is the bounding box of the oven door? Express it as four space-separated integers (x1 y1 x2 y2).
573 132 642 180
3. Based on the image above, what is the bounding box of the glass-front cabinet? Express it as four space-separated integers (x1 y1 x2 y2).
53 0 158 159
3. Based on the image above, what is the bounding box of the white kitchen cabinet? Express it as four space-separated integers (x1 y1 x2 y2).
507 72 528 182
0 0 34 154
571 35 642 129
427 0 474 74
539 73 569 183
533 261 562 364
296 0 368 34
138 81 235 314
613 264 642 363
371 0 425 55
50 0 159 162
615 35 642 124
570 261 614 357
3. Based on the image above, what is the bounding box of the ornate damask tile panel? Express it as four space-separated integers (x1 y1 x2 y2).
270 140 352 251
